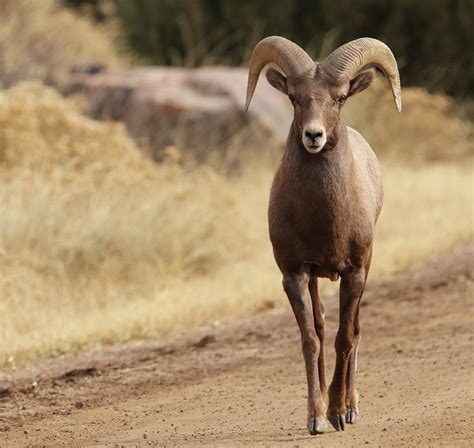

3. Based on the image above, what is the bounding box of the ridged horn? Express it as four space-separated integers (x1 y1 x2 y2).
245 36 314 111
321 38 402 112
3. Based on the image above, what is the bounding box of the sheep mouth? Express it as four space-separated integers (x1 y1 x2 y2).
304 143 324 154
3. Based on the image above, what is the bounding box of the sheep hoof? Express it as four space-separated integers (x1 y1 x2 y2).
307 418 328 435
345 409 358 424
328 413 346 431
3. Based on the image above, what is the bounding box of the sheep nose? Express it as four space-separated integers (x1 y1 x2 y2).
304 130 323 142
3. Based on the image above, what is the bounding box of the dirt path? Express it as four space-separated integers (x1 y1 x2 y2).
1 244 473 447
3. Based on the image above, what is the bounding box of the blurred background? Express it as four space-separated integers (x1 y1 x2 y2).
0 0 472 368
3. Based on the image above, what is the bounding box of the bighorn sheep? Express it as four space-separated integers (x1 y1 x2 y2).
245 36 401 435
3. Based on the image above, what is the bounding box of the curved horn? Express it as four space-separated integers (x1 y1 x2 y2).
321 38 402 112
245 36 314 111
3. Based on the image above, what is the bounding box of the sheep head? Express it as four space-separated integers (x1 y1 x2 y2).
246 36 401 154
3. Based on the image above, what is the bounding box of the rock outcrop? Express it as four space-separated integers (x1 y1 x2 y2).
67 66 292 160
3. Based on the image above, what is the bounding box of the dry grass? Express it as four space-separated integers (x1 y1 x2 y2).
0 0 124 87
374 162 473 273
345 77 473 163
0 81 472 369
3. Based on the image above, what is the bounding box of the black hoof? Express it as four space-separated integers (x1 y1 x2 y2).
308 418 328 435
328 413 345 431
345 409 358 424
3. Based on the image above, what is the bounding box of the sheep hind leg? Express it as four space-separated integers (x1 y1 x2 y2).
327 267 366 431
346 252 371 424
345 316 360 424
283 270 328 435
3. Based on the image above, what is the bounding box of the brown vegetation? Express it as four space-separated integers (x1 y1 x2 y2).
0 0 125 87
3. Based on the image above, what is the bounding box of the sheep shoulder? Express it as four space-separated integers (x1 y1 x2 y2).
347 126 383 223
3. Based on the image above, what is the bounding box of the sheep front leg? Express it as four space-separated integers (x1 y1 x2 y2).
309 277 328 406
327 267 366 431
283 271 328 435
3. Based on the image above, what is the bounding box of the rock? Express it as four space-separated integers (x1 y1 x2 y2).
60 367 98 381
67 66 291 160
0 386 11 399
193 334 216 348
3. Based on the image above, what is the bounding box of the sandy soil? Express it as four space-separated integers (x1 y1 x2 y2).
1 244 473 447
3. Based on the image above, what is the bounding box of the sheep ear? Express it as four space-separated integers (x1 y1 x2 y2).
348 68 375 97
265 68 288 94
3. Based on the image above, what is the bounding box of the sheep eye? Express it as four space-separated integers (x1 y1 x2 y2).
337 95 347 104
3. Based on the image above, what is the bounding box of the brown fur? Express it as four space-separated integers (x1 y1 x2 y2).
265 64 382 434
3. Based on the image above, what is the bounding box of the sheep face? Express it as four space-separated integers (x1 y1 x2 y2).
266 67 375 154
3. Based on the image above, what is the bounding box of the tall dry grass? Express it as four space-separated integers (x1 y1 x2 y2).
0 0 125 87
0 80 472 369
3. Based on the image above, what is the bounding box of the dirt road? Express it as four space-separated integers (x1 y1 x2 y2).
1 244 473 447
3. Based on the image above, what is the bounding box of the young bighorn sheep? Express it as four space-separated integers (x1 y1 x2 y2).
245 36 401 435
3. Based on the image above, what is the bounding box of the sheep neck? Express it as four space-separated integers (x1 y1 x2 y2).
283 117 354 203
